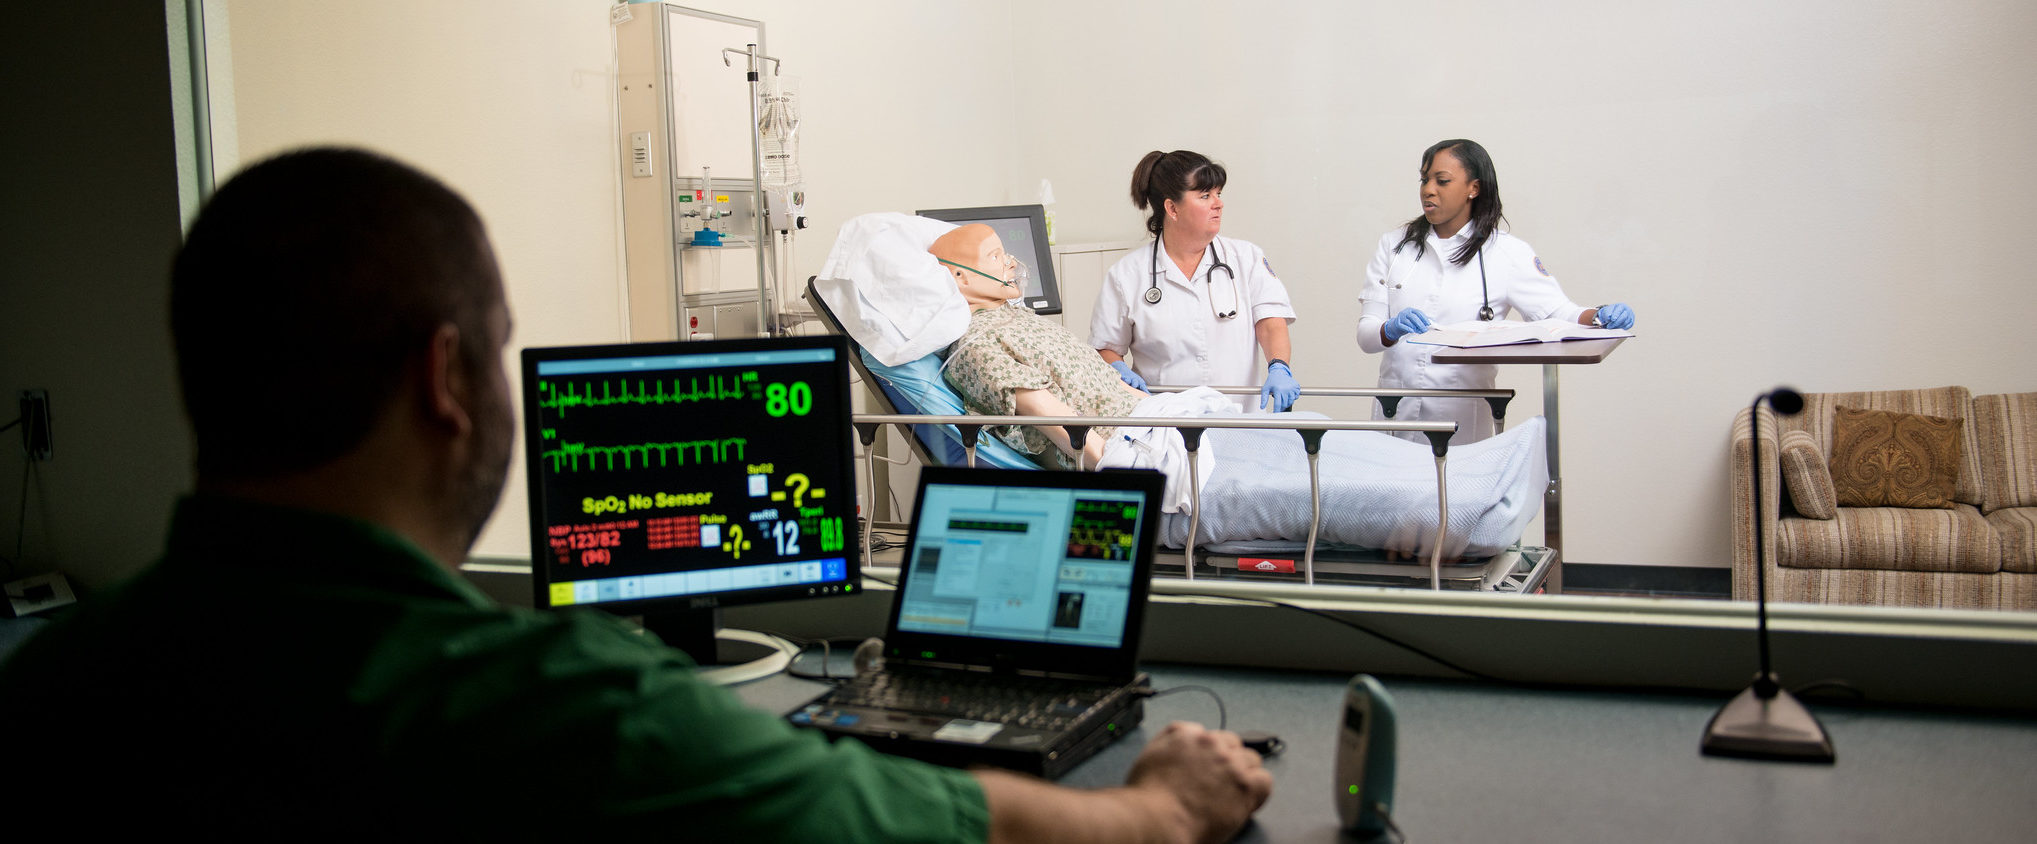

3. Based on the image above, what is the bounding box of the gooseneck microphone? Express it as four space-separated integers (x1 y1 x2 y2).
1750 388 1799 697
1766 387 1805 415
1701 386 1835 762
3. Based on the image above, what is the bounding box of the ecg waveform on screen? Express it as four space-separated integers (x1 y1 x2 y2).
539 373 758 417
542 437 748 473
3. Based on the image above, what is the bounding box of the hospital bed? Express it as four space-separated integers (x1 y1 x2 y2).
804 214 1556 593
807 285 1553 595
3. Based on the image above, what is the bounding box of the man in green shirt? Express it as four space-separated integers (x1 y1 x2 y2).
0 148 1269 840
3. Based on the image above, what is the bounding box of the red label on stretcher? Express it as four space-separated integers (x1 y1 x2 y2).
1238 557 1296 573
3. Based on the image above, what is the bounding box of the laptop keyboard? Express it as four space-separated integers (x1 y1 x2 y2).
829 670 1123 731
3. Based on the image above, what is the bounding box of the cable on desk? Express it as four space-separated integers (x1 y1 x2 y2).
1166 590 1864 706
1167 590 1501 683
692 629 802 687
742 629 870 684
854 519 910 555
1139 684 1227 730
1791 678 1867 704
787 637 876 683
1374 803 1408 844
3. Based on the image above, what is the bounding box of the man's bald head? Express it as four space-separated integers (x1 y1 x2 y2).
930 223 997 272
930 223 1021 309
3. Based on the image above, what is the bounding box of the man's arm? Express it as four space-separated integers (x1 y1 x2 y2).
976 722 1272 844
1013 388 1107 467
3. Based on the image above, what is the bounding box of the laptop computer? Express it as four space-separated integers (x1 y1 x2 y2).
789 466 1164 779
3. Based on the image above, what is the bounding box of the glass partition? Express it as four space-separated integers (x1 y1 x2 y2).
190 0 2037 651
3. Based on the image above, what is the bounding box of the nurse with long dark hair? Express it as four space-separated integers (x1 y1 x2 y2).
1356 139 1635 444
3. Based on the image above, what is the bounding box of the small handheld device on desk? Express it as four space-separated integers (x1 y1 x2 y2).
1334 674 1399 838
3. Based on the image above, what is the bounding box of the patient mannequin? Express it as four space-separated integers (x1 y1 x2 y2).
933 224 1147 469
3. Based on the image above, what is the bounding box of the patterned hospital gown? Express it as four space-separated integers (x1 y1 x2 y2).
944 305 1141 471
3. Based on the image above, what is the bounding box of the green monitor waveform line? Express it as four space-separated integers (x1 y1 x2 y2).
538 372 758 417
542 437 748 473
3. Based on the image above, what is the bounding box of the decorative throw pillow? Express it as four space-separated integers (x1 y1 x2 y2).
1778 429 1837 519
1827 406 1963 509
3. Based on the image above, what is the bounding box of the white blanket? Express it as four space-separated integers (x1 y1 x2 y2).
1159 416 1548 559
1098 387 1230 513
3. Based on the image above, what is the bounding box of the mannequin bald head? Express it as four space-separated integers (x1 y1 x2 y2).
930 223 1023 310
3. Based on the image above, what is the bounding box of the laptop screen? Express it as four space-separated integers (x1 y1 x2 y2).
888 467 1163 678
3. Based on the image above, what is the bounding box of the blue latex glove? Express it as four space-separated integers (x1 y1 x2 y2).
1383 308 1433 343
1108 359 1148 391
1594 303 1635 330
1260 362 1300 412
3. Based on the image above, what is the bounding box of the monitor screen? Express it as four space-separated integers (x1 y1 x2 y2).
896 482 1148 649
916 204 1061 314
520 335 861 651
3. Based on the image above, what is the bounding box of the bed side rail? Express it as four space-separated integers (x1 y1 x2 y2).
850 413 1459 590
1146 384 1515 431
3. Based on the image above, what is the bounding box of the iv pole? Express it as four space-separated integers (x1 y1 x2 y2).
724 45 780 337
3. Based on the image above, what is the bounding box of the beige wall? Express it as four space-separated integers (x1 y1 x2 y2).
212 0 2037 569
1013 0 2037 568
215 0 1027 558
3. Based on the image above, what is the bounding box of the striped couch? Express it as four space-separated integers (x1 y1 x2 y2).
1730 387 2037 611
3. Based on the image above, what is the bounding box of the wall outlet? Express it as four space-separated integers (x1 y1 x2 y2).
20 389 51 461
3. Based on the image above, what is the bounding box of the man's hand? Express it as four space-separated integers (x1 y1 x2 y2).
976 720 1273 844
1124 722 1274 843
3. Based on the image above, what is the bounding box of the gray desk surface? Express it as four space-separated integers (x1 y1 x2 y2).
741 662 2037 844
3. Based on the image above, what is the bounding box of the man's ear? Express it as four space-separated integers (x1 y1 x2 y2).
423 322 473 437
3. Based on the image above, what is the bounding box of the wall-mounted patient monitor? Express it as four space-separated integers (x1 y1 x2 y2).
520 335 861 663
917 203 1061 314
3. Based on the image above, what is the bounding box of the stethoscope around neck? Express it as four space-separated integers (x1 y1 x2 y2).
1144 237 1239 319
1475 248 1495 321
1388 237 1497 321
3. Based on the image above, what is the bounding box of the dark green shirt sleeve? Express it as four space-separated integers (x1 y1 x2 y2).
369 608 991 842
0 498 989 841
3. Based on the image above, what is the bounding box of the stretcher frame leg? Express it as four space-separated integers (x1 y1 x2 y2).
1304 451 1321 587
1431 454 1448 590
1182 427 1206 582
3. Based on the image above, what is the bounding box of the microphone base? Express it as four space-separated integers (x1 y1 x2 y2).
1701 677 1835 763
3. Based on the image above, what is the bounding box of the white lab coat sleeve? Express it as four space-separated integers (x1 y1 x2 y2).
1494 234 1587 324
1088 254 1137 355
1239 241 1296 324
1355 230 1398 354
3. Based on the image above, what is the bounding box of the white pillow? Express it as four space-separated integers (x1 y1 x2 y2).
815 212 968 366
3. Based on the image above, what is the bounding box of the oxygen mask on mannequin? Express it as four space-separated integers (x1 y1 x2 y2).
938 254 1028 290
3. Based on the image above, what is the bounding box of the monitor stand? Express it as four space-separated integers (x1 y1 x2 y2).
637 606 780 667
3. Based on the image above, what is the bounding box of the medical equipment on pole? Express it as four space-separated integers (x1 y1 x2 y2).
756 73 810 332
614 6 783 341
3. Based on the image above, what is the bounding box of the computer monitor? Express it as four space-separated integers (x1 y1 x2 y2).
916 203 1061 314
520 335 861 664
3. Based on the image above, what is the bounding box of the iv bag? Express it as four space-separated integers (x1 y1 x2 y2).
758 77 801 191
